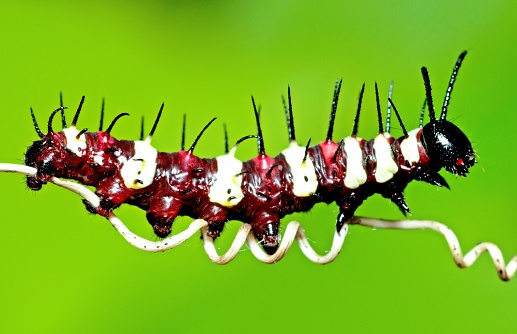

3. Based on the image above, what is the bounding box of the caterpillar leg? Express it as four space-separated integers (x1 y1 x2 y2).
83 176 133 217
199 203 228 238
251 210 280 255
388 191 411 215
336 192 364 232
146 196 182 238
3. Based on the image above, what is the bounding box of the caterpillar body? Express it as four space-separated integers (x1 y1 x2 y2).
24 51 475 254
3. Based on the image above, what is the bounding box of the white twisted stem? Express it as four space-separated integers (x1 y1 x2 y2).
2 163 516 280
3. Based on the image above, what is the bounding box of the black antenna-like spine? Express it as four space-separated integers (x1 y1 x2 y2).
60 92 67 128
235 134 258 147
375 82 383 133
99 98 105 131
140 116 145 141
76 128 88 139
188 117 217 154
148 103 164 138
224 123 229 154
386 80 394 132
30 108 44 138
180 114 186 151
251 95 265 156
419 98 427 128
106 113 130 134
421 67 436 122
71 96 85 127
441 50 467 121
332 139 343 162
351 83 365 136
388 98 408 137
282 86 296 142
48 107 67 134
302 138 311 163
326 78 342 141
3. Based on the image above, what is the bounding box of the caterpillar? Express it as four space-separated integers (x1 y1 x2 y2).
24 51 475 255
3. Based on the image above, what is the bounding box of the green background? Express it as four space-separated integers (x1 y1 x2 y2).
0 1 515 333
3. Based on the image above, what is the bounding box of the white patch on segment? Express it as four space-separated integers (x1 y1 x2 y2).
343 136 367 189
208 147 244 207
281 142 318 197
115 150 127 164
400 128 421 164
120 138 158 189
93 154 104 165
63 126 87 157
373 133 398 183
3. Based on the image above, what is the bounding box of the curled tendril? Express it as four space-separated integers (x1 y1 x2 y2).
1 162 515 281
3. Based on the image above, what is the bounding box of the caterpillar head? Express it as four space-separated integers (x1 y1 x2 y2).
422 120 475 176
421 51 476 177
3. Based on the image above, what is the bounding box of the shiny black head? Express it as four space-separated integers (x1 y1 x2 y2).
420 51 475 176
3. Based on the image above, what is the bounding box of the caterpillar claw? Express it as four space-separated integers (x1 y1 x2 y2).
153 223 172 238
206 220 226 238
336 211 352 233
26 176 43 190
391 192 411 215
82 199 98 214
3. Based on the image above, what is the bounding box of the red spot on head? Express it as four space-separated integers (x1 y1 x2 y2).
456 158 464 166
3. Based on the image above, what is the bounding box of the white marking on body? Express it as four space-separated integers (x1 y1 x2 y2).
115 150 127 164
373 133 398 183
63 126 87 157
208 146 244 207
343 136 367 189
281 142 318 197
400 129 421 164
120 138 158 189
93 154 104 165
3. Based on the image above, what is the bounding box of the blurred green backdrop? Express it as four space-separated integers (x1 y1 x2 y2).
0 1 516 333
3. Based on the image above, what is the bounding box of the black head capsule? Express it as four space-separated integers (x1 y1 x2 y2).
420 51 475 176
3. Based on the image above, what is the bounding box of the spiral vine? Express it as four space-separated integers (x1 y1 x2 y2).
2 163 515 281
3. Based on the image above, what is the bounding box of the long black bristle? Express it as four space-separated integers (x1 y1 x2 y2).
106 113 130 134
441 50 467 121
421 67 436 122
351 83 365 136
388 98 408 137
251 95 265 156
188 117 217 154
60 92 67 128
419 98 427 128
223 123 229 154
375 82 383 133
181 114 186 151
30 107 44 138
282 86 296 142
302 138 311 163
99 98 105 131
48 107 67 134
71 96 85 127
385 81 394 132
140 116 145 140
148 102 164 138
326 78 342 141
